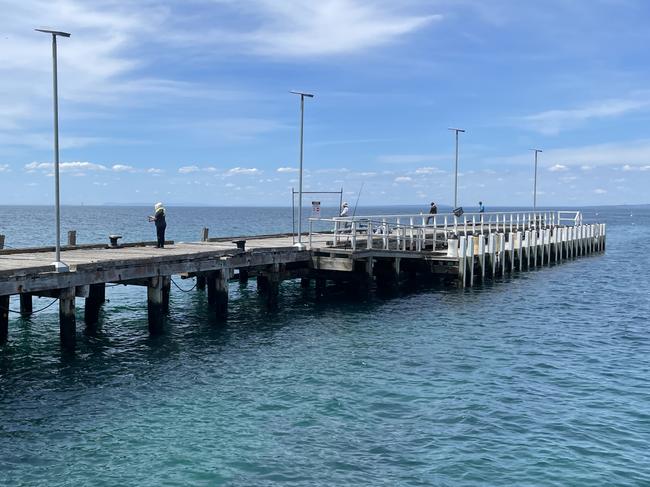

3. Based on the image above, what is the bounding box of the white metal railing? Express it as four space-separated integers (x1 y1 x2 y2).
308 210 583 251
558 211 583 226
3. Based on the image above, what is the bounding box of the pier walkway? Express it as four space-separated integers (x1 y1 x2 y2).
0 210 605 350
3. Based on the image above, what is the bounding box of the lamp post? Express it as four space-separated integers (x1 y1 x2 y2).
36 28 71 272
448 127 465 209
290 90 314 249
530 148 543 210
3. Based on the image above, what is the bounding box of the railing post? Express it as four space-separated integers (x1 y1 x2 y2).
351 221 357 250
367 221 373 250
383 218 388 249
396 218 401 250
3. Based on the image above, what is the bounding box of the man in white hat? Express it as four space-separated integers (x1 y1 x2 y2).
340 202 350 217
148 202 167 248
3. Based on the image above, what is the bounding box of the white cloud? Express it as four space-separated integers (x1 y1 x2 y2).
227 167 260 175
25 161 108 172
580 165 593 171
178 165 200 174
112 164 136 172
277 167 298 173
622 164 650 171
394 176 412 183
415 166 444 174
548 164 568 172
594 188 607 194
177 1 440 58
495 139 650 168
522 95 650 135
147 168 163 174
0 164 10 172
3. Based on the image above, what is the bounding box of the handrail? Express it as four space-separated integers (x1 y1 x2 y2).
308 210 583 251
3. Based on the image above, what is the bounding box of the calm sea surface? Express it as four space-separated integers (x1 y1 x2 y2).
1 205 649 486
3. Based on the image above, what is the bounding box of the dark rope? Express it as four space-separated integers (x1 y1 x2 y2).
170 277 197 293
1 298 59 315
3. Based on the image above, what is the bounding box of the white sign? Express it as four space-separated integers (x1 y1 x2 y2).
311 201 321 217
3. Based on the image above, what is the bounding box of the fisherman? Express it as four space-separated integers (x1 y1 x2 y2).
338 202 350 232
479 201 485 213
427 201 437 224
148 202 167 248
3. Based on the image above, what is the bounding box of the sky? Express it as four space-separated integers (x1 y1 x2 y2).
1 0 649 207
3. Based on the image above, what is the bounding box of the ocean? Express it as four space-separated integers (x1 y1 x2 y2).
1 205 649 486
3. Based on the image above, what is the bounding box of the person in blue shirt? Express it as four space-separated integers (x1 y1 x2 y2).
478 201 485 213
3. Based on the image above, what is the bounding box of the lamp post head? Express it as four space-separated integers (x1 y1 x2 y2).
448 127 465 133
35 28 71 37
290 90 314 98
530 148 543 153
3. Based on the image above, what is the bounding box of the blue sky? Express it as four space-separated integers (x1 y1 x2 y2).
1 0 649 207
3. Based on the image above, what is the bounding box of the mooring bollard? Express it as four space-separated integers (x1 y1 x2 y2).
67 230 77 246
0 234 5 250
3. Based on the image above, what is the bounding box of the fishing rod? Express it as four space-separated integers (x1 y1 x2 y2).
344 183 364 248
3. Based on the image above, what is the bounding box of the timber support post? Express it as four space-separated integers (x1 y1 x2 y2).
162 276 171 314
84 283 105 327
1 295 8 344
196 275 206 291
147 276 165 335
257 275 269 294
67 230 77 246
265 265 281 310
20 293 33 317
59 287 76 350
315 277 326 299
215 270 228 319
239 269 249 285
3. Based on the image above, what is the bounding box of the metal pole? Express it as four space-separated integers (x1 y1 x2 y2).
289 91 313 249
454 130 459 208
534 151 538 210
298 95 304 245
52 34 61 264
448 128 465 209
291 187 295 244
37 28 70 271
530 148 542 211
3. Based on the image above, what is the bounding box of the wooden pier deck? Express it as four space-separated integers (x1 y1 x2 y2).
0 210 605 350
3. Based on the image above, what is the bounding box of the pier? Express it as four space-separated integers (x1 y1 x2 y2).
0 210 605 350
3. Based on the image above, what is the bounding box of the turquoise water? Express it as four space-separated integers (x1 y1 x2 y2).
1 206 649 486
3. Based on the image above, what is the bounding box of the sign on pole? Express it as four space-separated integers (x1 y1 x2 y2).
311 201 321 218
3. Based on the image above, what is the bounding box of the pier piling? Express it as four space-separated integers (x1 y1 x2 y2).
59 287 76 349
162 276 171 314
1 296 8 344
84 283 104 327
20 293 33 317
214 271 228 319
147 277 165 334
